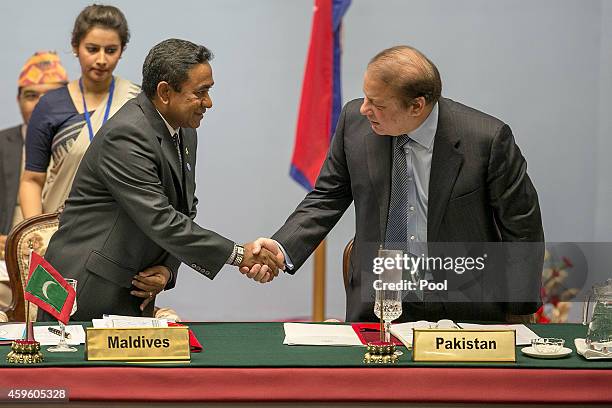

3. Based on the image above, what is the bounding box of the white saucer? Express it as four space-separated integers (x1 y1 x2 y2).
521 346 572 359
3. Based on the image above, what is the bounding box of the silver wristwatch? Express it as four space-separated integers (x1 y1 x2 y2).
227 243 245 266
233 244 245 266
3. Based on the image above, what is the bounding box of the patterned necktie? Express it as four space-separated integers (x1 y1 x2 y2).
172 132 183 172
385 135 411 249
171 131 188 213
385 135 425 300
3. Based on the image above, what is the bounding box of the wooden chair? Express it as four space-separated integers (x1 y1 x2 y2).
342 238 354 291
2 212 183 322
3 212 60 321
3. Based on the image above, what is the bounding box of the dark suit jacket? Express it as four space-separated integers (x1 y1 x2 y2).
0 125 23 235
273 97 544 322
39 93 234 321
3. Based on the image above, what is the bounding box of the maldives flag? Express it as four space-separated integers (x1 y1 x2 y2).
24 252 75 324
290 0 351 190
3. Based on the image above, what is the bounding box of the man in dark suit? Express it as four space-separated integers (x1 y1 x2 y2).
0 128 22 253
38 39 281 321
0 52 68 255
0 123 22 311
247 45 544 323
0 52 67 310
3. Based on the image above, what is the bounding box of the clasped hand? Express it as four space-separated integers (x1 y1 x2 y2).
130 265 171 311
239 239 285 283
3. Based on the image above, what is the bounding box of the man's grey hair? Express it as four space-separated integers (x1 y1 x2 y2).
368 45 442 107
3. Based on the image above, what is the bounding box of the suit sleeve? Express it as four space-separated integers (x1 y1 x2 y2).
272 104 354 273
97 124 233 280
160 194 199 289
487 124 544 314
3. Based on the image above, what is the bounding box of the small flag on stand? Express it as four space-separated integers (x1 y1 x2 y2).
24 252 75 325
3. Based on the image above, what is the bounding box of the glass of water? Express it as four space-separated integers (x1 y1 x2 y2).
47 279 77 353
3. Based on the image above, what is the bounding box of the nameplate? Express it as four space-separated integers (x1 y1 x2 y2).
85 327 190 361
412 329 516 362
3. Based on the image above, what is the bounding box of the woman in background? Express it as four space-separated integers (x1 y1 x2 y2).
20 4 140 217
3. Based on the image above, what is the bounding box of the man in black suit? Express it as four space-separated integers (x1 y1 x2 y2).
0 52 67 309
38 39 281 321
247 45 544 323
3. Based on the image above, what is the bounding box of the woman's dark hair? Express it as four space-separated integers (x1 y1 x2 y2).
71 4 130 50
142 39 213 99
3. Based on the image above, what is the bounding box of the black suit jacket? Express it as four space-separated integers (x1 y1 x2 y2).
39 93 234 321
273 97 544 322
0 125 23 235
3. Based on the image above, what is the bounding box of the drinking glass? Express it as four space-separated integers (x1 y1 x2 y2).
47 279 77 353
374 288 403 343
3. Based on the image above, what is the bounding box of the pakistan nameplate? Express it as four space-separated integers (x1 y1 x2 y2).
86 327 190 361
412 329 516 362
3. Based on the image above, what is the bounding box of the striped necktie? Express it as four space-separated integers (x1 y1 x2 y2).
385 135 410 248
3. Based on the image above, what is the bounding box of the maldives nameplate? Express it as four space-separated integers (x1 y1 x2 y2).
86 327 190 361
412 329 516 362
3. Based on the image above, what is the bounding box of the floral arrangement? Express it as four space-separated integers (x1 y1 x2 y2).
535 250 580 323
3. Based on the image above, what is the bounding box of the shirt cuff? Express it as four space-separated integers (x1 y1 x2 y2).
273 240 294 271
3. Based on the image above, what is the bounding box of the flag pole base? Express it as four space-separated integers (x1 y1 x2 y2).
6 339 44 364
363 341 398 364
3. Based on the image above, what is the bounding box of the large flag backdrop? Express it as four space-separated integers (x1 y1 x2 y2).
290 0 351 190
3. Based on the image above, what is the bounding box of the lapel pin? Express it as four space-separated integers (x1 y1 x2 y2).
185 147 189 155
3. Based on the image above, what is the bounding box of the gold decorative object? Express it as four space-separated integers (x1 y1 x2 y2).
6 339 44 364
364 299 399 363
364 341 398 364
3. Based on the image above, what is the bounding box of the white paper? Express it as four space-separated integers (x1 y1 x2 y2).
0 323 86 345
94 314 168 328
283 323 363 346
0 323 26 340
33 325 86 346
91 318 111 328
457 323 540 345
0 261 8 281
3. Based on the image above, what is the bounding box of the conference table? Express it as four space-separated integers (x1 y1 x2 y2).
0 322 610 404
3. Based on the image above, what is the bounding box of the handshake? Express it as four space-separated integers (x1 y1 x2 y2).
237 238 285 283
130 238 283 310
